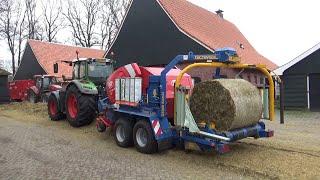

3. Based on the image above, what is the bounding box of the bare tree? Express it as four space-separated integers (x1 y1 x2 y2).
64 0 101 47
25 0 42 40
0 0 24 74
17 11 26 65
100 0 130 50
0 59 4 69
105 0 130 29
0 0 6 13
41 0 63 42
99 6 117 50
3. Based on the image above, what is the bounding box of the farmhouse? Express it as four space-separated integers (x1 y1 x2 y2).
14 40 105 80
274 43 320 111
105 0 277 86
0 68 11 104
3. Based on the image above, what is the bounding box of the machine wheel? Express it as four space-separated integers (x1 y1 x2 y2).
113 118 134 147
27 90 38 103
41 93 49 103
65 85 97 127
133 120 158 154
47 94 65 121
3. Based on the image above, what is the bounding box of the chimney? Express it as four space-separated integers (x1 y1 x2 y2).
215 9 224 18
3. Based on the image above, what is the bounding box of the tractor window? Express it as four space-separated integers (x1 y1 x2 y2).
79 62 86 79
51 77 57 84
36 78 41 87
73 63 86 79
42 78 50 89
73 63 79 79
88 62 113 78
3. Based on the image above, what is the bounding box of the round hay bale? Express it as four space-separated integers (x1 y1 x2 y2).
189 79 262 131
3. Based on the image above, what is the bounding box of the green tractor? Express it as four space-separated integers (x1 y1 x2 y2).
48 58 114 127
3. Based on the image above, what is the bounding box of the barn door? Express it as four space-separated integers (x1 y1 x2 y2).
309 73 320 111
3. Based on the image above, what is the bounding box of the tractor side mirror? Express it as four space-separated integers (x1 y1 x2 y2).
53 63 59 73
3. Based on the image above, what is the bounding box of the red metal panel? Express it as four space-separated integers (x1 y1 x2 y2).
9 80 35 101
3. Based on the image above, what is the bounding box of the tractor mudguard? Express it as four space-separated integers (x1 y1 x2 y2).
50 91 62 111
29 86 39 95
67 80 98 95
49 84 62 92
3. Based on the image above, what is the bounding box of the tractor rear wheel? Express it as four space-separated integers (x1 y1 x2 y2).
133 120 158 154
27 90 38 103
65 85 97 127
48 94 65 121
113 118 134 147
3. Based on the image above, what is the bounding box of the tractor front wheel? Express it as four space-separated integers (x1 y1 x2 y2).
48 94 65 121
65 85 97 127
27 90 38 103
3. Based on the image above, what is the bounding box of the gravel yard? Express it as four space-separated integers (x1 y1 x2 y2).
0 102 320 179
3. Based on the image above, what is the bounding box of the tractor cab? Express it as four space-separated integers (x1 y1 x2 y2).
26 75 61 103
55 58 114 86
33 75 58 92
72 58 114 85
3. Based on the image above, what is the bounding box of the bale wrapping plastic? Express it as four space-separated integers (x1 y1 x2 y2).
189 79 262 131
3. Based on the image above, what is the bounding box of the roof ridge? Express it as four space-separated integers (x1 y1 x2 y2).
27 40 49 74
284 42 320 67
27 39 105 52
156 0 214 52
274 42 320 75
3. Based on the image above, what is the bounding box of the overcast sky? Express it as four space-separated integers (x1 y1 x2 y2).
188 0 320 66
1 0 320 67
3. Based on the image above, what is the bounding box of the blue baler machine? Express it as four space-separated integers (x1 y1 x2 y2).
97 48 274 154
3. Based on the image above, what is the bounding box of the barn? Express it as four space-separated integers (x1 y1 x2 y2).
14 40 105 80
274 43 320 111
0 68 11 104
105 0 277 86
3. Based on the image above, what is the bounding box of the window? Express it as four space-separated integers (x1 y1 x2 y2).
73 62 86 79
42 78 50 89
79 62 86 79
73 63 79 79
36 78 41 88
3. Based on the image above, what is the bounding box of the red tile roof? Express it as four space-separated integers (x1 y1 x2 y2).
28 40 105 77
157 0 277 70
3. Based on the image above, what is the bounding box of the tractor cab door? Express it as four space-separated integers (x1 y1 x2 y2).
73 62 87 80
35 77 42 89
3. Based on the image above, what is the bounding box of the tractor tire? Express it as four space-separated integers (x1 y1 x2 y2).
47 94 65 121
133 120 158 154
41 93 49 103
113 118 134 148
27 90 38 103
65 85 97 127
